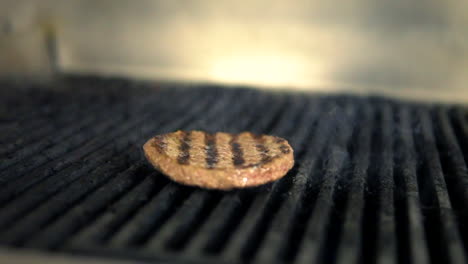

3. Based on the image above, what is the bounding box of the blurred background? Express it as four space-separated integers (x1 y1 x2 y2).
1 0 467 102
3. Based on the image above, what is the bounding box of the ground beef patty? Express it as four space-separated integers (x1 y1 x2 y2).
143 130 294 190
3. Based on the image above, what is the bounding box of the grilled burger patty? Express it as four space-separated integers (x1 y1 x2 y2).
143 131 294 189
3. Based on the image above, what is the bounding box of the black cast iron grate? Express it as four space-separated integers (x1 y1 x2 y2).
0 76 467 264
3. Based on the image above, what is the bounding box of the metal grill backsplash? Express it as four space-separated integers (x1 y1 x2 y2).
0 77 467 264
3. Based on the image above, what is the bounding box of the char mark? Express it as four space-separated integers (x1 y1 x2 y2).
177 131 191 165
205 133 218 169
230 135 245 167
279 144 291 154
274 137 290 154
275 138 286 144
152 135 167 153
253 134 271 163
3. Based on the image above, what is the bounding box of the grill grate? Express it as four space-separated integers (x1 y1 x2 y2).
0 77 467 264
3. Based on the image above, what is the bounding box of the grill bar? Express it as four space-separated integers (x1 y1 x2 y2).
254 99 332 262
0 79 467 264
0 92 162 178
143 112 251 251
333 103 373 264
0 91 196 205
0 103 106 156
0 87 151 156
0 85 168 154
295 102 358 264
373 103 398 264
452 108 468 167
183 95 295 255
1 97 89 142
101 90 253 249
107 182 190 248
394 106 430 263
434 108 468 254
25 163 152 248
143 90 265 252
0 90 214 233
414 108 466 263
145 190 219 251
68 174 166 245
223 97 325 261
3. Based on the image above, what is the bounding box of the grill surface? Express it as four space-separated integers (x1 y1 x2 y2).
0 76 467 264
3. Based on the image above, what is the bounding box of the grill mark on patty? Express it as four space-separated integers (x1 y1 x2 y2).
205 133 218 169
252 133 271 163
274 136 290 154
152 135 167 153
230 134 245 167
279 144 291 154
275 138 286 144
177 131 192 165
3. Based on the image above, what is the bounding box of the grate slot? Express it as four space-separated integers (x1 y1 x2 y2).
414 108 467 263
182 95 300 256
433 108 468 253
67 175 168 246
0 83 149 152
143 90 269 252
357 103 398 264
393 106 430 264
230 99 329 261
107 183 192 248
450 108 468 167
249 94 289 136
0 85 184 174
0 91 217 231
106 89 254 249
186 190 254 255
0 92 196 204
0 162 146 246
0 85 174 156
294 102 358 264
254 99 336 263
141 92 257 251
221 95 315 261
375 103 398 264
1 111 111 172
1 98 88 142
24 165 153 249
0 146 131 229
0 153 130 232
0 102 104 156
62 92 224 248
0 88 163 169
144 191 220 251
333 103 374 264
218 89 272 132
0 92 163 179
1 79 467 264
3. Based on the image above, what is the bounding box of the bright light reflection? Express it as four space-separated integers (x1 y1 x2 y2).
208 54 321 88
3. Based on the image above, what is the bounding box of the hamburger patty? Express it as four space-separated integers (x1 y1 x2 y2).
143 130 294 190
